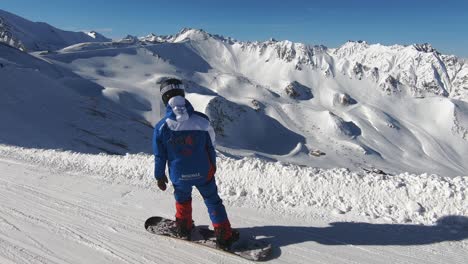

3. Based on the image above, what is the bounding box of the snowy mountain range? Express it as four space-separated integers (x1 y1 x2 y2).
1 10 467 177
141 28 468 101
0 9 467 264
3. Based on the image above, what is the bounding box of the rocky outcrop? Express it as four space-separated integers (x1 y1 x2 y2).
284 81 313 100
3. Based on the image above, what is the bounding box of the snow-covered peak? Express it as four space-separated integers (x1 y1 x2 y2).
134 27 468 100
141 28 238 45
140 33 158 42
172 28 212 42
0 8 110 51
412 43 440 54
139 28 319 65
86 31 98 39
115 34 139 44
85 31 111 42
334 40 370 57
338 40 370 51
331 40 467 99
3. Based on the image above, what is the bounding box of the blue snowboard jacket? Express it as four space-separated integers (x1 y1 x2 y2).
153 99 216 186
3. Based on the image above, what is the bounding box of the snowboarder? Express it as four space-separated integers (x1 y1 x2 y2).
153 78 238 249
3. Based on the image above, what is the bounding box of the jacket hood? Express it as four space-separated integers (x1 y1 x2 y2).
165 97 195 121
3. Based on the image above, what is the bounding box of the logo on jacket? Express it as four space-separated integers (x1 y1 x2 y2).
185 135 193 145
180 148 193 156
169 135 195 146
180 173 201 180
169 135 195 156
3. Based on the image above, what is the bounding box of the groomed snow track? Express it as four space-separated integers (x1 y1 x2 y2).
0 145 467 264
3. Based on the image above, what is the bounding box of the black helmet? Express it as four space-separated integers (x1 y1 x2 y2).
160 78 185 106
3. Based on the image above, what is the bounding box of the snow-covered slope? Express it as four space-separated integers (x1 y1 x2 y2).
1 144 467 225
33 28 468 177
332 41 468 101
0 9 110 51
0 145 467 264
0 44 152 154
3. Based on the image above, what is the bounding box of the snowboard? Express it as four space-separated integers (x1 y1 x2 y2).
144 216 272 261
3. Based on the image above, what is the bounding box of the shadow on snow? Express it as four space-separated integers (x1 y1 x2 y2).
237 215 468 261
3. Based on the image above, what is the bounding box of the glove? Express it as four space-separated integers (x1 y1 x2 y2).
157 175 168 191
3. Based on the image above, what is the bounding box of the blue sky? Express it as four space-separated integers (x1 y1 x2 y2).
1 0 468 57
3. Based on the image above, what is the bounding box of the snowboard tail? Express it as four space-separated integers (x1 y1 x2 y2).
144 216 272 261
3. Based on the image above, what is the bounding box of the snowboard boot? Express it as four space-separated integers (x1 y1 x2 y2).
175 200 193 240
214 221 239 250
175 217 194 240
